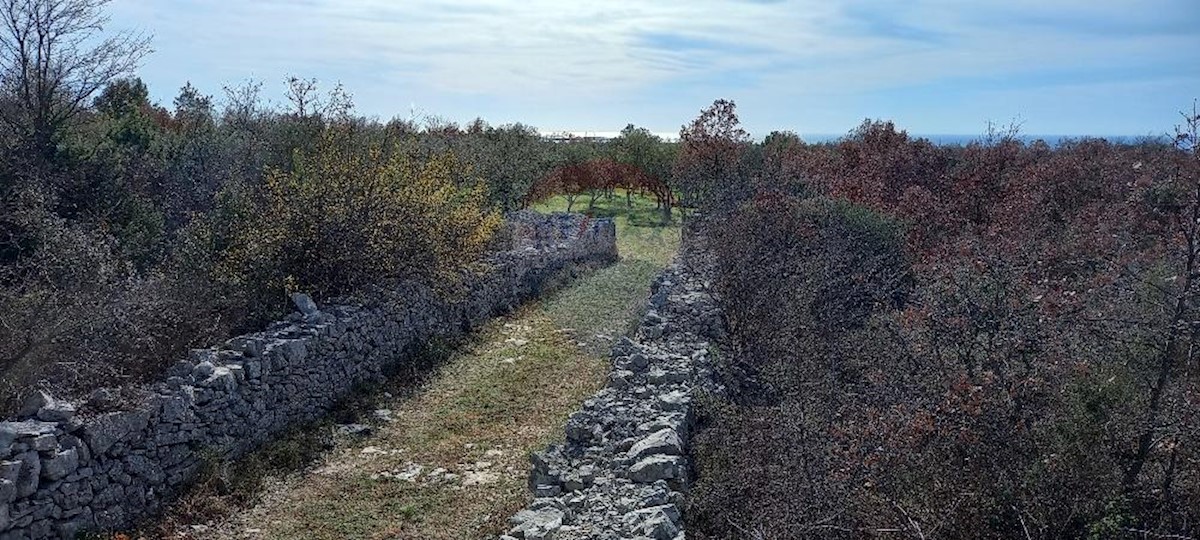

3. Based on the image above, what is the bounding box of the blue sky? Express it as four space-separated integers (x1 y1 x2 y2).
109 0 1199 138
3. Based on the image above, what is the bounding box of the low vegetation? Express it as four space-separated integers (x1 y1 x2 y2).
0 0 677 413
687 104 1200 538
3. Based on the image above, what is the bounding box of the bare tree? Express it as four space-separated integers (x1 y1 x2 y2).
0 0 151 156
1121 103 1200 496
284 76 318 117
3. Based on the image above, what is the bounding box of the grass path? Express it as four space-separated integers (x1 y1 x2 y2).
184 195 679 540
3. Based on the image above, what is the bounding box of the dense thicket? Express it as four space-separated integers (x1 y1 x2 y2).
688 110 1200 538
0 75 526 410
0 1 689 413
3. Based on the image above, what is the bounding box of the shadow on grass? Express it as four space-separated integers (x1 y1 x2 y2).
123 336 464 539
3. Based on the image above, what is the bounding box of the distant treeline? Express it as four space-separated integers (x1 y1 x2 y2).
800 132 1169 147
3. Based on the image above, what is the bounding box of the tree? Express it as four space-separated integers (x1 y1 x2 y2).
464 123 547 211
545 136 598 212
673 99 750 212
93 76 148 117
0 0 151 160
757 130 806 195
1117 103 1200 501
209 126 502 320
284 76 319 118
283 76 353 121
173 82 214 131
612 124 675 218
162 82 220 227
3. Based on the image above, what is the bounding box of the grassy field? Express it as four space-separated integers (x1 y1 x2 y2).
168 193 679 540
533 192 679 351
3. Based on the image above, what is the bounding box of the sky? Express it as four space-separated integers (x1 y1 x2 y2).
108 0 1199 139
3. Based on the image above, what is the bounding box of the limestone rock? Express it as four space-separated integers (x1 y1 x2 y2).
509 506 566 540
14 451 40 498
534 483 562 497
656 391 690 412
31 434 56 453
625 505 682 540
191 360 216 381
562 465 595 492
647 367 689 386
83 410 149 456
291 292 320 318
609 370 635 390
335 423 372 437
628 454 683 484
0 478 14 504
642 324 664 339
40 449 78 481
17 390 53 419
37 402 76 423
627 429 683 461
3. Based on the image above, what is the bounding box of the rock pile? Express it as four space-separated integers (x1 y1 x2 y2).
502 247 724 540
0 212 617 540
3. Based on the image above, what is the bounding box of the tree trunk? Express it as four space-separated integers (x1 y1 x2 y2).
1122 177 1200 494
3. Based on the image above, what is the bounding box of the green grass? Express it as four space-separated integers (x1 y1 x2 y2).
161 193 681 540
533 189 679 266
535 190 680 347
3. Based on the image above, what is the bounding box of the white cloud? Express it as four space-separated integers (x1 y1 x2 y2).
109 0 1199 133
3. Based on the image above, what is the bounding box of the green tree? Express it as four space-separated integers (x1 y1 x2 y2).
66 77 169 266
162 82 221 226
0 0 151 162
464 123 548 211
612 124 676 219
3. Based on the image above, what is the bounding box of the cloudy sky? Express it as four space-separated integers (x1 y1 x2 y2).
110 0 1198 138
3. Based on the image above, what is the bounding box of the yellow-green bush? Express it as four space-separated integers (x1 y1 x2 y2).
211 126 502 321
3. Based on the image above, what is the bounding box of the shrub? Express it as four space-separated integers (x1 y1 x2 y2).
692 194 917 536
711 195 910 363
0 203 220 412
673 99 751 213
201 126 502 326
0 120 504 412
689 115 1200 538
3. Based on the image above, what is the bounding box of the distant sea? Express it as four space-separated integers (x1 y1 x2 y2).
800 133 1169 147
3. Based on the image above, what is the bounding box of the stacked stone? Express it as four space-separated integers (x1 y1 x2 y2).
503 247 725 540
0 213 617 540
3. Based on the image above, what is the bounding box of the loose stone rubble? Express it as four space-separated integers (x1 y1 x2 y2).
0 212 616 540
503 241 724 540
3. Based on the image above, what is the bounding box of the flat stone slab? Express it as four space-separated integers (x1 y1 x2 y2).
627 429 683 461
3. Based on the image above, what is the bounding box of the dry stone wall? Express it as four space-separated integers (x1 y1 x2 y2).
0 212 616 540
503 236 725 540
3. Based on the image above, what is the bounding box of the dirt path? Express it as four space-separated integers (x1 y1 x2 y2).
171 198 679 540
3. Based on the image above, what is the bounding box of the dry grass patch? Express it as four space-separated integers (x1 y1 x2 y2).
131 196 679 540
182 310 607 540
